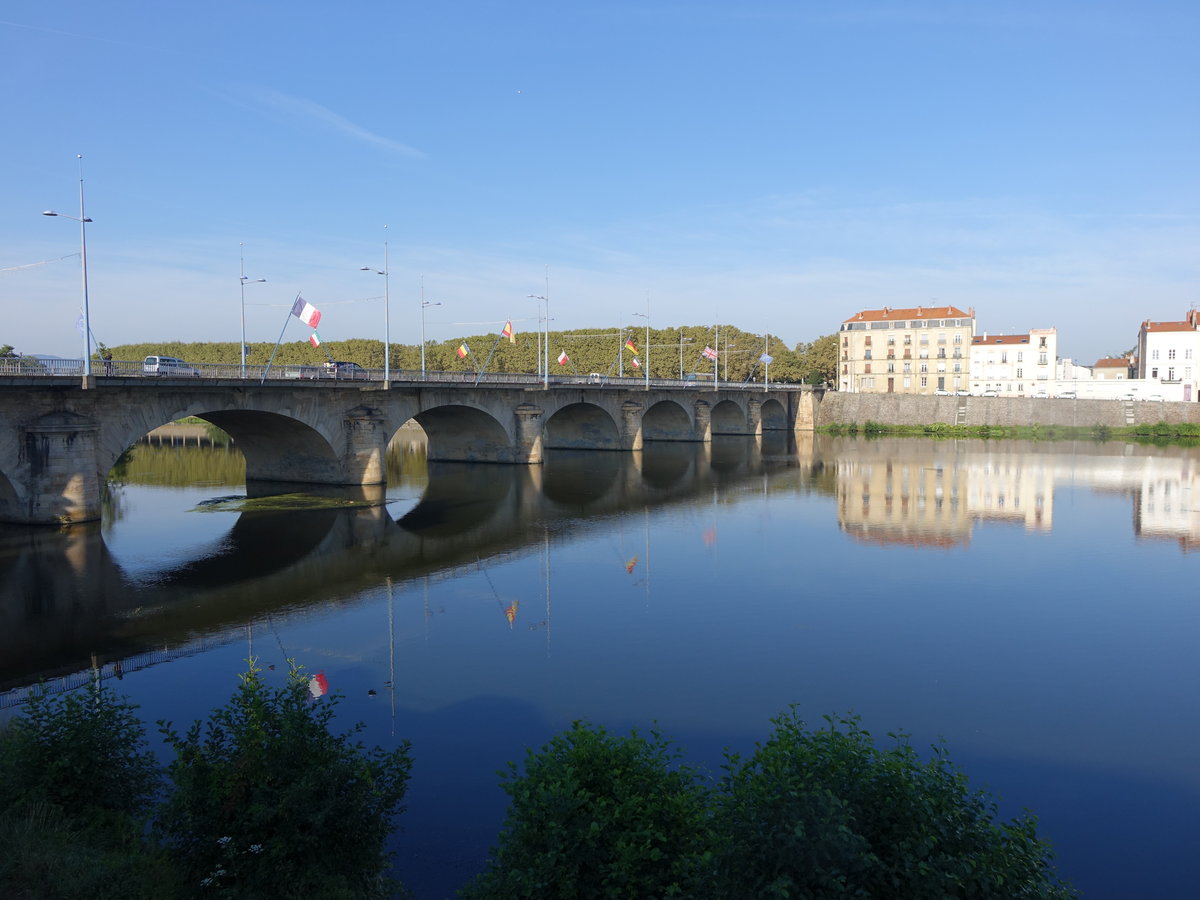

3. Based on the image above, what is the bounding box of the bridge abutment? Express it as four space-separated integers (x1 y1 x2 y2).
19 412 102 525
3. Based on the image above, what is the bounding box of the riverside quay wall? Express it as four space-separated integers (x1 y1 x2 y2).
815 392 1200 429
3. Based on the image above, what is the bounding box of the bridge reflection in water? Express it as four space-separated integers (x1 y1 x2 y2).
0 432 802 695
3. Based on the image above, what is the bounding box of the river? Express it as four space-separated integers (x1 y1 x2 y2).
2 432 1197 898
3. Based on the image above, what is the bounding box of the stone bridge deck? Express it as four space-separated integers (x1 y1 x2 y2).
0 376 815 524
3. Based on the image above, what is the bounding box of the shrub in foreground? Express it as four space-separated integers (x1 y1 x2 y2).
713 710 1074 899
157 663 413 899
461 721 713 899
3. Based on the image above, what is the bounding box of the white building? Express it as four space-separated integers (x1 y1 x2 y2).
1138 313 1200 402
968 328 1058 396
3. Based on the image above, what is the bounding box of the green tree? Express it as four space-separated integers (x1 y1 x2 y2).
712 710 1075 899
157 663 412 899
794 333 839 385
462 721 713 899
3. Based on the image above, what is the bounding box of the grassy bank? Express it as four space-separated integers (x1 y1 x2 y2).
818 420 1200 446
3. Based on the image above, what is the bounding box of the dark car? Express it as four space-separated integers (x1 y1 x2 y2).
322 361 369 381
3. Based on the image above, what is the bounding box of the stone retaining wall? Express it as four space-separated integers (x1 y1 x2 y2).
816 392 1200 429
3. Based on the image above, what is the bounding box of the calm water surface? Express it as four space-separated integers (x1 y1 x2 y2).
2 434 1197 899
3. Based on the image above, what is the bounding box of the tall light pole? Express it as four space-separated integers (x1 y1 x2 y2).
527 293 548 386
678 332 694 379
420 294 441 380
42 155 93 377
239 244 266 378
360 232 390 383
634 298 650 390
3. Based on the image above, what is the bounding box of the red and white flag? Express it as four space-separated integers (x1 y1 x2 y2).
702 346 718 361
291 295 322 328
631 357 641 369
309 332 322 348
557 350 569 366
501 321 515 343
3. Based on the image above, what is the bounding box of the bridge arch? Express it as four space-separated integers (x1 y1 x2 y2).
711 399 750 435
410 404 516 463
543 402 621 450
760 397 789 431
643 399 694 441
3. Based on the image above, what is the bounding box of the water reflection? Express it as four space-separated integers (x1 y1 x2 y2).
3 434 1199 899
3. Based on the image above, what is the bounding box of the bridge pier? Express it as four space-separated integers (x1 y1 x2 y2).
514 404 545 463
343 406 388 484
17 412 102 525
621 401 644 451
693 400 713 443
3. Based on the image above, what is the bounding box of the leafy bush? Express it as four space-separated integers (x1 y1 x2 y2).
462 721 713 899
156 663 412 899
0 678 160 823
712 710 1075 899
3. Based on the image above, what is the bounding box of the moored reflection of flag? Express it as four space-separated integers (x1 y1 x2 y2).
626 555 638 574
457 343 469 358
290 295 322 328
557 350 568 365
625 337 637 353
502 321 515 343
703 527 717 546
504 601 518 626
702 346 718 361
759 353 774 364
309 331 322 348
631 357 640 369
308 672 329 698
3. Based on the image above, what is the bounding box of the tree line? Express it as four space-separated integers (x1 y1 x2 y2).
2 328 840 384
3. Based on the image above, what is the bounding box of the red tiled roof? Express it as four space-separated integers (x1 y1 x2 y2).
971 334 1029 345
1141 321 1197 333
1094 357 1131 368
843 305 972 324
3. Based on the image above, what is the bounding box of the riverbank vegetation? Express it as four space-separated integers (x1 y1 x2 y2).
1 673 1075 898
819 420 1200 446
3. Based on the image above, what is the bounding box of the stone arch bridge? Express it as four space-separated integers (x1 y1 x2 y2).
0 377 817 524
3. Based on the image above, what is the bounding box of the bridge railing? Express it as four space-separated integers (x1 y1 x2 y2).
0 358 811 390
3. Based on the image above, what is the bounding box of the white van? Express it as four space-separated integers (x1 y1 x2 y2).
143 355 198 376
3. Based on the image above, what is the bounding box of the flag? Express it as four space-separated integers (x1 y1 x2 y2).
759 353 774 364
625 337 637 353
626 555 638 574
504 601 518 626
631 357 641 369
309 332 322 348
75 313 85 335
502 321 515 343
457 343 470 359
557 350 569 366
290 295 322 328
702 346 718 361
308 672 329 698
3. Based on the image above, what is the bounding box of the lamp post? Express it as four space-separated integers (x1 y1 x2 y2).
42 155 93 377
678 333 694 379
360 236 391 383
527 294 548 387
420 297 441 380
239 245 266 378
634 303 650 390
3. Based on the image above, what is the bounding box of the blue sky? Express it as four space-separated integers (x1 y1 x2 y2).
2 1 1197 363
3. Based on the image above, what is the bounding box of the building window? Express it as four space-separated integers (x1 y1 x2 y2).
1186 349 1193 360
864 363 872 374
1152 349 1159 360
1168 349 1176 360
920 377 928 387
864 336 872 346
1152 367 1158 378
887 363 894 373
1000 352 1007 363
864 349 872 360
1038 353 1048 365
1168 367 1176 380
1016 368 1023 378
1017 352 1023 362
919 363 928 374
953 363 961 373
954 334 963 344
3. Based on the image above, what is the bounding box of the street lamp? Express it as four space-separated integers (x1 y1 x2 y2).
527 293 548 387
678 333 694 379
420 298 441 379
633 306 650 390
42 155 93 377
239 245 266 378
360 237 391 383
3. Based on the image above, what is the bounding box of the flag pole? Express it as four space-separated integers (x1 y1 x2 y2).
475 329 505 386
262 292 301 383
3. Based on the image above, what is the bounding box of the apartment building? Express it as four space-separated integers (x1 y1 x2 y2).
1137 312 1200 402
838 305 976 394
969 328 1058 396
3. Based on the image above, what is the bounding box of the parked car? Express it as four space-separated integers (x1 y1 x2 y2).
1033 389 1048 399
1057 390 1077 399
980 389 998 398
955 390 971 396
933 388 952 396
1120 392 1136 401
143 355 199 376
322 361 369 381
1146 394 1165 402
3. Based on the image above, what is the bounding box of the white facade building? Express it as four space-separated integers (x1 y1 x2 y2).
1138 313 1200 402
968 328 1057 396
